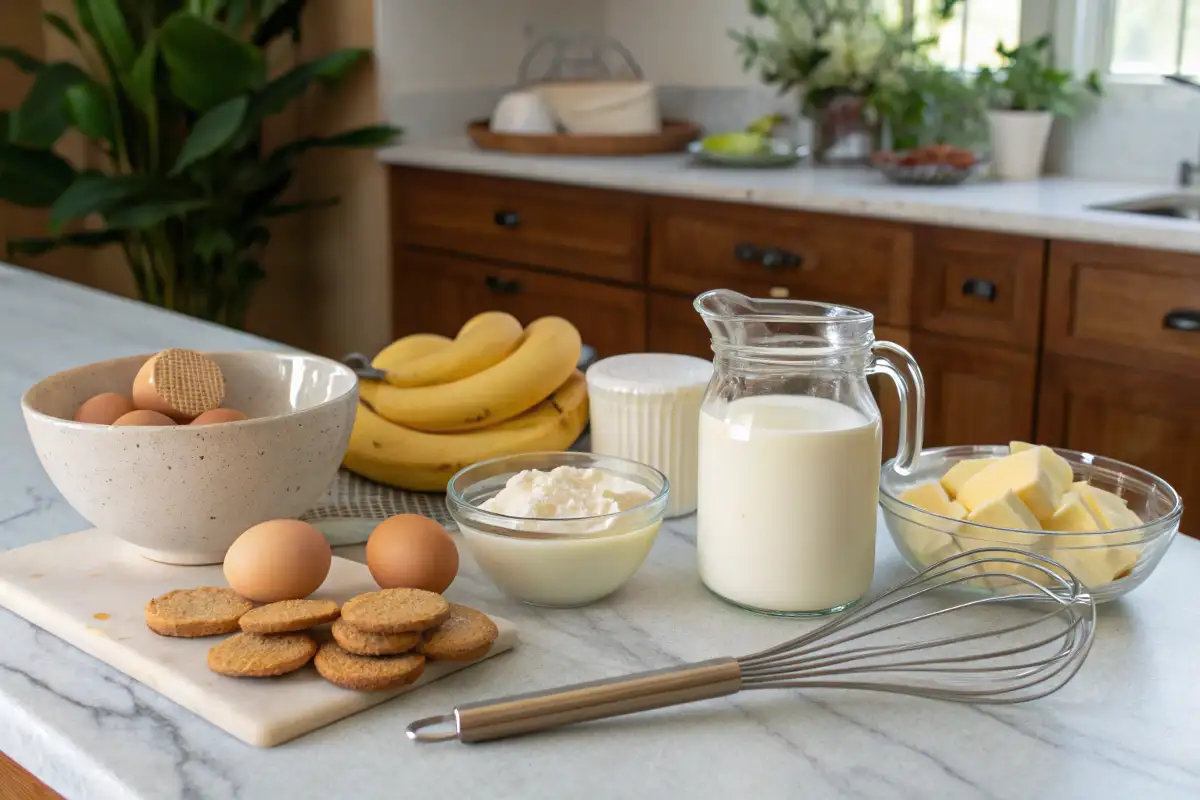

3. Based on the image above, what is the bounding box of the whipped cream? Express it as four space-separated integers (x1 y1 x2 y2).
481 466 653 519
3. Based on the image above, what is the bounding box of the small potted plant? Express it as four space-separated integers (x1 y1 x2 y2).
975 35 1102 181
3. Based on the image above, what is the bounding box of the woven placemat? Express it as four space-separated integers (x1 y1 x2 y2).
301 434 591 546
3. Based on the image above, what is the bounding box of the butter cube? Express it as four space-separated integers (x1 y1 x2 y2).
899 481 968 519
966 489 1043 530
939 458 997 498
1010 442 1073 493
1077 484 1143 530
1048 536 1139 588
957 449 1064 521
1045 492 1101 533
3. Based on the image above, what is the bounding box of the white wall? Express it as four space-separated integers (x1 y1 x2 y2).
605 0 758 86
375 0 606 93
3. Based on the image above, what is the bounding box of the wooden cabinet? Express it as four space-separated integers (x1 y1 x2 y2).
910 332 1037 447
1045 241 1200 377
647 292 710 358
914 226 1045 350
395 250 646 357
388 166 1197 530
649 196 914 326
1038 354 1199 532
393 168 646 283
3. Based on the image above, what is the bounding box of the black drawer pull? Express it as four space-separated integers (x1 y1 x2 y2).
961 278 997 301
493 210 520 228
485 275 523 294
1163 309 1200 331
733 242 758 262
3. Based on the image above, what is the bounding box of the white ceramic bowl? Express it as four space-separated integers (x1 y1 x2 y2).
22 351 358 565
533 81 661 136
490 90 558 134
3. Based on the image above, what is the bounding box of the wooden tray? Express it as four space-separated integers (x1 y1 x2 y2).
468 119 700 156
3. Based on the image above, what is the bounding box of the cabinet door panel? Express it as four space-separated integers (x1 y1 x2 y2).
911 333 1037 447
396 249 646 357
646 292 711 359
1037 355 1199 535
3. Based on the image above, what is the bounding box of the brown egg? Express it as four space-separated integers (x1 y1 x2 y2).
223 519 331 603
74 392 135 425
112 409 176 427
132 349 225 421
190 408 249 425
366 514 458 593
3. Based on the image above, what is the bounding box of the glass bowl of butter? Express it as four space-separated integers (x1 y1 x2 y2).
446 451 669 607
879 443 1182 602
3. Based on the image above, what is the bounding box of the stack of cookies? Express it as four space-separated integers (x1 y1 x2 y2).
144 587 498 692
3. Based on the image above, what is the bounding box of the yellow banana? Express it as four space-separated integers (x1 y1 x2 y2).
359 316 582 433
380 311 523 388
372 332 452 371
343 371 589 491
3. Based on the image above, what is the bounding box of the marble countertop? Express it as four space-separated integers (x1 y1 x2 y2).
379 138 1200 255
3 264 1200 800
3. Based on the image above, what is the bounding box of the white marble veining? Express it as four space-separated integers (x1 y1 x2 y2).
379 138 1200 255
2 264 1200 800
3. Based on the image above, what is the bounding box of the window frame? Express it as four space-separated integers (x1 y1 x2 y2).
888 0 1054 71
1082 0 1198 80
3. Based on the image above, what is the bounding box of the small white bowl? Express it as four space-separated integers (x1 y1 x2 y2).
490 90 558 135
445 452 669 607
533 80 661 136
21 351 358 565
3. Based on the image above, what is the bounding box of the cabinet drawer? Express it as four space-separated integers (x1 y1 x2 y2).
910 332 1037 447
649 197 914 326
393 168 646 283
647 292 711 359
1037 354 1199 535
395 249 646 358
913 227 1044 350
1045 241 1200 376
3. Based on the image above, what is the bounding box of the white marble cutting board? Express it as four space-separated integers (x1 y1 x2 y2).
0 530 516 747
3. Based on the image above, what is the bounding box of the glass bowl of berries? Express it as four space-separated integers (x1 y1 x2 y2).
870 144 984 186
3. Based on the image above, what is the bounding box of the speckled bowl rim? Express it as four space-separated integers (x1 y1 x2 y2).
20 349 359 432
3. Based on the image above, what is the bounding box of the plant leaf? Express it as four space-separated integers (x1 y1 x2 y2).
104 198 209 229
171 95 248 175
160 11 266 111
8 230 124 257
0 46 45 74
250 48 368 122
128 33 159 117
49 173 148 231
63 80 115 144
85 0 137 75
9 62 91 147
252 0 307 47
43 12 81 46
0 143 78 207
271 124 401 163
263 196 339 217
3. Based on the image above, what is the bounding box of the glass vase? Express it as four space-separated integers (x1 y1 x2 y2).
807 94 882 165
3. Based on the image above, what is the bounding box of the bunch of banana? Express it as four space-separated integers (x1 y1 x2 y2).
343 311 588 491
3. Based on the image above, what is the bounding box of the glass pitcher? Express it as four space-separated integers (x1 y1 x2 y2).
693 289 924 616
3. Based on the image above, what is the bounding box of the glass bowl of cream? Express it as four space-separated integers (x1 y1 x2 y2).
446 452 669 607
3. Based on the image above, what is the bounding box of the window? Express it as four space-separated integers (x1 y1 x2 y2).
878 0 1023 70
1109 0 1200 75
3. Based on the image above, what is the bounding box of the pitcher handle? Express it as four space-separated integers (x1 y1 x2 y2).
869 340 925 476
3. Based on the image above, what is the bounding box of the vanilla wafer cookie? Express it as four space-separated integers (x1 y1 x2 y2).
331 618 421 655
314 641 425 691
239 599 340 633
145 587 254 637
340 588 449 634
418 604 498 661
208 632 317 677
132 348 226 421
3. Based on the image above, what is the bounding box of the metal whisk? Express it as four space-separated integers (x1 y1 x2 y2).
406 548 1096 744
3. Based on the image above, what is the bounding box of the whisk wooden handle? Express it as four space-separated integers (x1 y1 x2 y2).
407 658 743 744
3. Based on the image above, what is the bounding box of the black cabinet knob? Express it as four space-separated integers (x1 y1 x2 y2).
485 275 523 294
961 278 997 302
733 242 758 262
493 210 520 228
1163 308 1200 331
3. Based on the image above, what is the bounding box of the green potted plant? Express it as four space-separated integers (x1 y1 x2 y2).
975 35 1102 180
0 1 400 328
874 62 987 152
730 0 960 163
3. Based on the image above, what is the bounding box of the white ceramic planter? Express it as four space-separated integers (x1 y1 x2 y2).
987 109 1054 181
